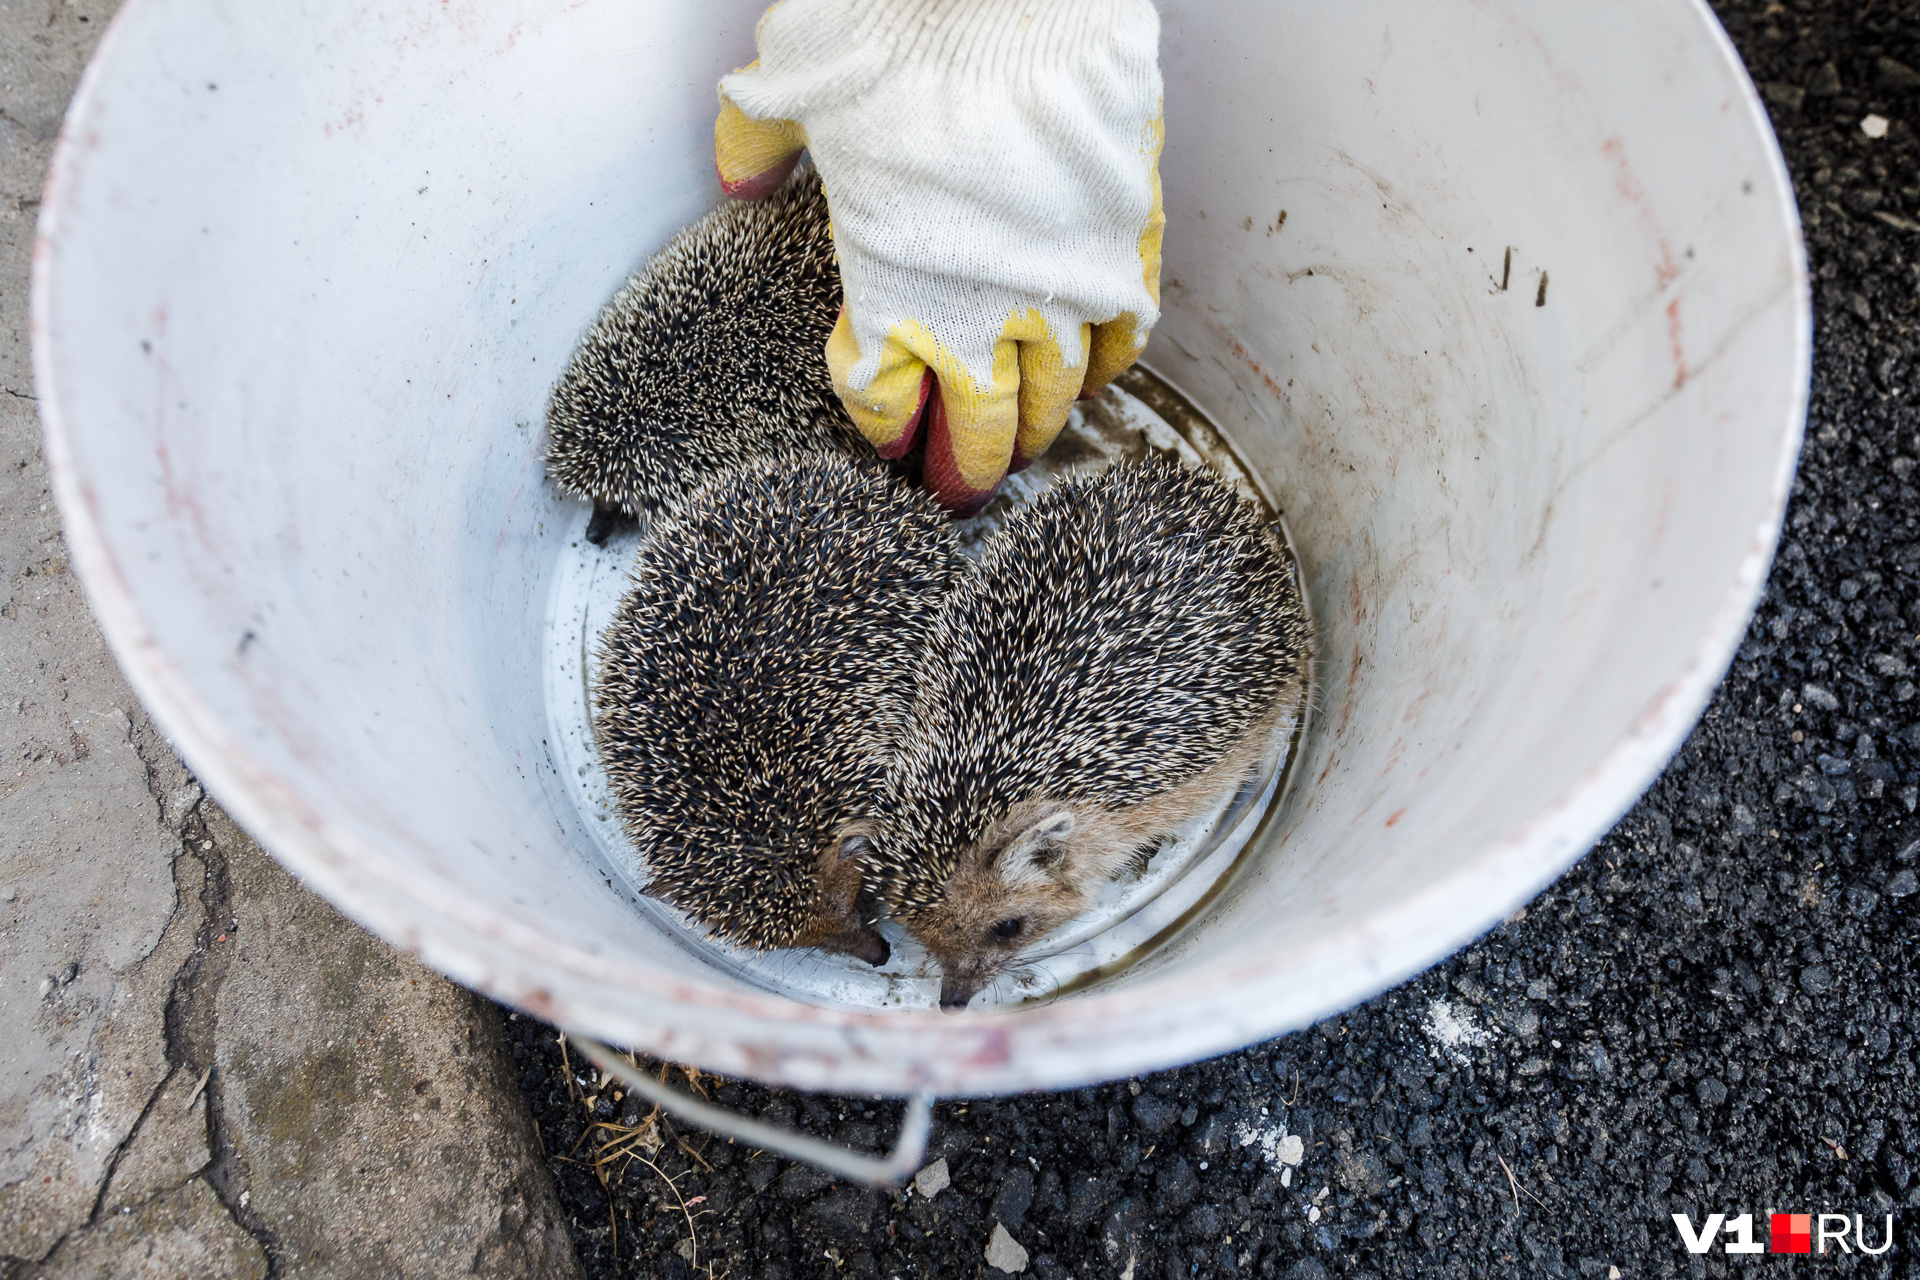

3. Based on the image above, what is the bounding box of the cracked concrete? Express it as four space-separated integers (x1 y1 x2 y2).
2 2 580 1275
203 809 580 1278
0 713 199 1260
1 0 197 1238
27 1181 266 1280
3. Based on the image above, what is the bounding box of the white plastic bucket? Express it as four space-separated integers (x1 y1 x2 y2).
34 0 1807 1098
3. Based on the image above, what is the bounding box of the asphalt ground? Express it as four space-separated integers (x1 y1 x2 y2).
514 1 1920 1274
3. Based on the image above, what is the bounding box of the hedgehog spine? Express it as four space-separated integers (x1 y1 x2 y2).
872 455 1311 1006
594 454 963 961
546 166 870 522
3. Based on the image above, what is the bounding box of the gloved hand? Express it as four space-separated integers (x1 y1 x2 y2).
714 0 1164 513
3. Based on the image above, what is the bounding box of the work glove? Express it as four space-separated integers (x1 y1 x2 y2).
714 0 1165 513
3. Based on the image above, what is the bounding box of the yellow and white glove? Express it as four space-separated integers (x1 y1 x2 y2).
714 0 1165 513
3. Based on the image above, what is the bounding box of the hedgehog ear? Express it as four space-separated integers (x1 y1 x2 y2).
837 833 875 863
998 811 1077 889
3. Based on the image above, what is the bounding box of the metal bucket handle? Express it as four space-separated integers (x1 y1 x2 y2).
572 1036 936 1187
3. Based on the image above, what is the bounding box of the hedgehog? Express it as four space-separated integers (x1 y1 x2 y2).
594 453 963 963
546 165 867 537
869 455 1311 1008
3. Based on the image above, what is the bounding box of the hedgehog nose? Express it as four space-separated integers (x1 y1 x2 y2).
856 933 891 968
938 982 979 1012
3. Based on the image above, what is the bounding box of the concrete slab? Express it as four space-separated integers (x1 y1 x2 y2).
100 1065 213 1218
25 1180 266 1280
0 0 205 1246
205 808 579 1279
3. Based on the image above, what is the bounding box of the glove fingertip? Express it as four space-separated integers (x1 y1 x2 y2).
867 367 934 460
924 387 1003 516
716 152 801 201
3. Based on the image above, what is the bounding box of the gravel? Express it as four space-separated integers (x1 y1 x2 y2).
512 1 1920 1274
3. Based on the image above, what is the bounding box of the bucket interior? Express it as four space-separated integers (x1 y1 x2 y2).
35 0 1807 1094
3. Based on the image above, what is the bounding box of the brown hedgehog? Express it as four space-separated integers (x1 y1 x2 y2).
546 166 867 536
871 455 1311 1008
594 454 962 963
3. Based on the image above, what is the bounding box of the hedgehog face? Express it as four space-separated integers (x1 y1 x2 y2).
916 801 1136 1010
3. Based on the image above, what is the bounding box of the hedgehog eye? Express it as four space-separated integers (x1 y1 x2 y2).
992 918 1024 941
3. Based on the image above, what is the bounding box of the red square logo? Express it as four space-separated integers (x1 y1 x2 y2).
1771 1213 1811 1254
